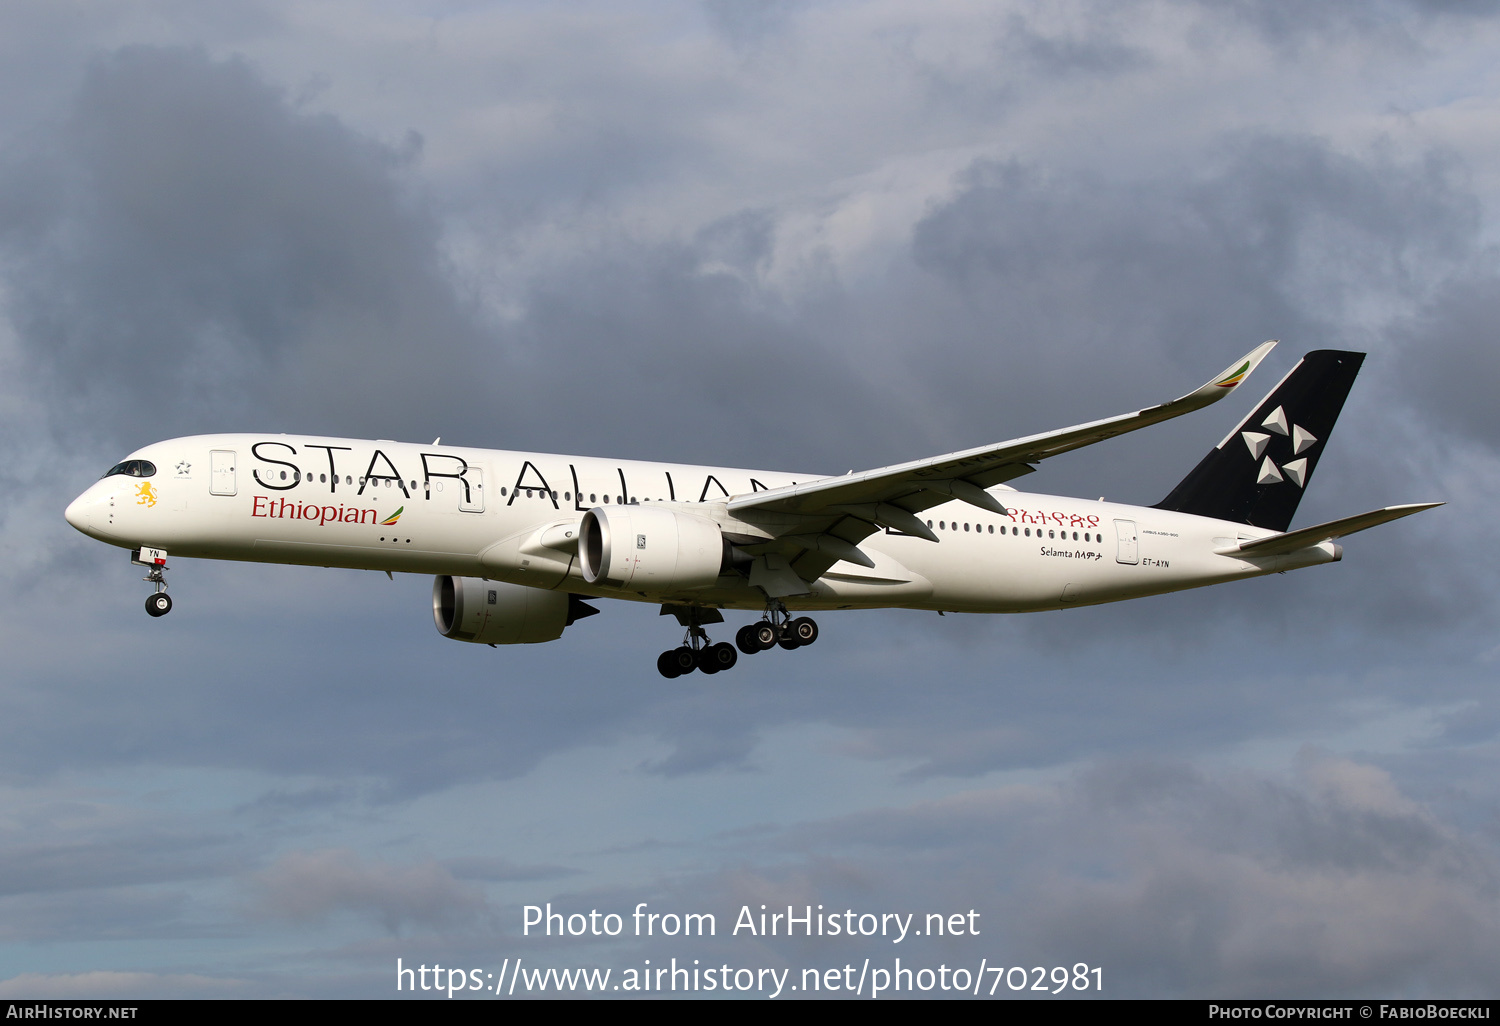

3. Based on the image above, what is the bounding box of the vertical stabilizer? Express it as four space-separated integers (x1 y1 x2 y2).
1153 350 1364 531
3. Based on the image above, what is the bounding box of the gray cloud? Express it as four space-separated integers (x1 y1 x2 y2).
0 971 246 999
906 139 1474 446
250 848 494 934
0 45 496 448
1393 275 1500 451
701 753 1500 997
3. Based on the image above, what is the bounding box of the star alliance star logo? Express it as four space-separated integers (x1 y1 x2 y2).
1241 405 1316 487
176 461 192 478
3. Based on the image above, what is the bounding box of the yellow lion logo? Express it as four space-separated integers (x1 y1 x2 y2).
136 482 158 508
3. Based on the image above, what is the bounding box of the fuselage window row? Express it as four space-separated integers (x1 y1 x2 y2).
924 519 1100 545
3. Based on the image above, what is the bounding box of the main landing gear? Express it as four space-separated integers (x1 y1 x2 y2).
735 602 818 656
656 623 738 679
133 548 173 617
656 602 819 678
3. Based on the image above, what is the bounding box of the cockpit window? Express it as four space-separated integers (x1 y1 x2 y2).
103 460 157 479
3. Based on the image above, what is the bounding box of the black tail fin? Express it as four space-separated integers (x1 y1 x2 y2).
1153 350 1364 532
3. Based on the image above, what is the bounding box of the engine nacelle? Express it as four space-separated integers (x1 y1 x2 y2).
578 504 725 591
432 576 571 645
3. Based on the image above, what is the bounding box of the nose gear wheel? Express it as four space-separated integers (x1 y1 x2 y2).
133 549 173 617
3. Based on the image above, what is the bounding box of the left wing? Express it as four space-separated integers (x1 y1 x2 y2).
725 342 1278 584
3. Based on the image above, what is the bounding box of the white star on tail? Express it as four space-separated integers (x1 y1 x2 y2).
1244 411 1318 488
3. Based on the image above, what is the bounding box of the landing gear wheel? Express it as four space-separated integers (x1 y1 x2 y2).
777 628 802 650
145 592 172 617
735 625 762 655
702 641 737 673
671 647 697 675
790 617 818 646
657 651 683 679
753 621 777 651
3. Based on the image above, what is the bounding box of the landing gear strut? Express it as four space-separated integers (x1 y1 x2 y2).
134 547 173 617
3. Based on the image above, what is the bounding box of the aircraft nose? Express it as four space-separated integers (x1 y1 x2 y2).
65 488 101 536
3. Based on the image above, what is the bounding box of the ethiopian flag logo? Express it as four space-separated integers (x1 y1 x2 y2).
380 506 404 526
1214 360 1252 389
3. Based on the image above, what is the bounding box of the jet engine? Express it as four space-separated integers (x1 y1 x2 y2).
432 576 596 645
578 504 725 591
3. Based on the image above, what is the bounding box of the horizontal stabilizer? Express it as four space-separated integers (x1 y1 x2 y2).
1220 503 1443 558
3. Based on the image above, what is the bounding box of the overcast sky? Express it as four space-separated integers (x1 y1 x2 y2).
3 0 1499 1000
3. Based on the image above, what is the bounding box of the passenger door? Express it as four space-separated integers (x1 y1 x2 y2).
1114 519 1139 565
210 450 237 496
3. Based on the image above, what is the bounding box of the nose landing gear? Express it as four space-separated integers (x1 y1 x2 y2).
133 548 173 617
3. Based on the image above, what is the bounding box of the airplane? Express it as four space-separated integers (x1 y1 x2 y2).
64 342 1439 677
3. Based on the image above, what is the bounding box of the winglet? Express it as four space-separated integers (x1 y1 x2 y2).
1178 340 1278 407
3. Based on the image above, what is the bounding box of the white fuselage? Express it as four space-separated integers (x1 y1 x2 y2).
64 434 1337 615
